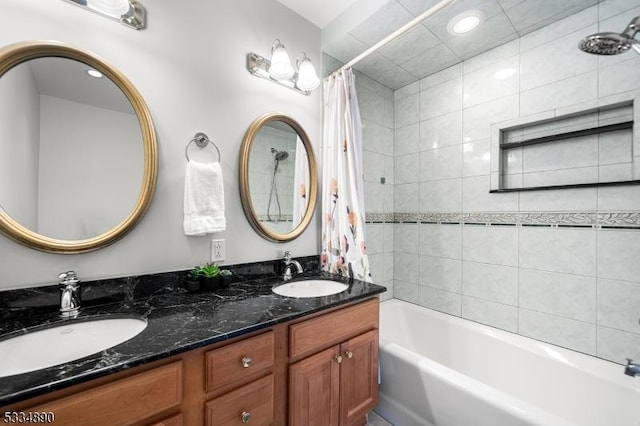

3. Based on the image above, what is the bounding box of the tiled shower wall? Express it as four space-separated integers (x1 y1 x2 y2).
357 71 395 302
323 54 395 301
250 125 297 234
387 1 640 363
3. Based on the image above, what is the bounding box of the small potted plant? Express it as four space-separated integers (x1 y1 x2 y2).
197 262 221 291
219 269 233 288
183 268 201 293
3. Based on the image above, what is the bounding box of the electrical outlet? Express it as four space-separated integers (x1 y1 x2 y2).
211 239 225 262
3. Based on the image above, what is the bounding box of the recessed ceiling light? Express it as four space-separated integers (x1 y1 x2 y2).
447 10 485 35
86 69 104 78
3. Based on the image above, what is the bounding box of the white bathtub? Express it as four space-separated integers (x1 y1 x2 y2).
375 299 640 426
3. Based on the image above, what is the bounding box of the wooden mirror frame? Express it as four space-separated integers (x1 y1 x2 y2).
239 113 317 242
0 41 157 253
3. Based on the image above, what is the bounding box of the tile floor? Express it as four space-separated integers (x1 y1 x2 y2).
367 411 394 425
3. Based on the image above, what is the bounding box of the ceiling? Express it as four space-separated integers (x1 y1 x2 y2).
28 57 133 114
276 0 362 28
319 0 600 89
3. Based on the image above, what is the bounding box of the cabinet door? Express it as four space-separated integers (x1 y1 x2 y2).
289 346 341 426
339 330 379 426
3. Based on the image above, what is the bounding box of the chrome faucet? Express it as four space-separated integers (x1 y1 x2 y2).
282 251 303 281
58 271 81 318
625 359 640 377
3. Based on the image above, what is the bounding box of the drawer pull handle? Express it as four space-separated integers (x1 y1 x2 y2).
241 357 253 368
345 350 353 359
241 411 251 423
334 355 343 364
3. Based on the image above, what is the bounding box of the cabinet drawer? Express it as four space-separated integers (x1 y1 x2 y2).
150 413 183 426
289 299 378 359
206 331 274 393
31 361 182 426
205 374 274 426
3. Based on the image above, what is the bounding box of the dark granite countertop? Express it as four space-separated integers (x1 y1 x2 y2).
0 264 385 407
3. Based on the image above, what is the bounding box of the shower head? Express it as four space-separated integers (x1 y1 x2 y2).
275 151 289 161
270 147 289 161
578 16 640 55
578 32 637 55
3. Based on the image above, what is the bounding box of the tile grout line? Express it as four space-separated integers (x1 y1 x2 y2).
460 66 465 319
594 0 600 361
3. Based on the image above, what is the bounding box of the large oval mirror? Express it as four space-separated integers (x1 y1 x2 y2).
239 114 317 242
0 41 157 253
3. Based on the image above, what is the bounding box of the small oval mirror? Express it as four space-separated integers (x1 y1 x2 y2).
239 114 317 242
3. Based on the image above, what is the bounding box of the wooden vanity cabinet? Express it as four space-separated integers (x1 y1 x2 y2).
288 299 379 426
2 329 283 426
3 298 379 426
205 374 274 426
150 414 183 426
24 361 184 426
338 330 379 425
203 330 280 426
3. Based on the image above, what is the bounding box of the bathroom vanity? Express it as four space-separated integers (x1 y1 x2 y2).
0 268 384 426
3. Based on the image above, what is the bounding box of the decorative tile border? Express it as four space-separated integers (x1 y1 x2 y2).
257 214 294 222
364 212 640 229
364 212 395 222
461 212 520 225
518 212 596 226
598 212 640 227
418 213 462 223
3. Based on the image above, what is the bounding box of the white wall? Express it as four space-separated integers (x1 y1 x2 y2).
37 95 141 240
0 0 322 289
0 61 39 230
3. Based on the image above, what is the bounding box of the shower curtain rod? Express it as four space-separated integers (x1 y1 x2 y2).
331 0 456 76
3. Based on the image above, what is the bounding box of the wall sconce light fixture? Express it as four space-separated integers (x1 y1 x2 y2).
62 0 146 30
268 39 295 80
295 53 320 92
247 39 320 95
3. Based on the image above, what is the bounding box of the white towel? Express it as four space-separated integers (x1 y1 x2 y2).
183 161 226 236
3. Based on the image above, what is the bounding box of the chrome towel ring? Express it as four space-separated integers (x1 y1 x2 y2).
185 132 221 162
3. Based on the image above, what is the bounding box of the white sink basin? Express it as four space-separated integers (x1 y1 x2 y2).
273 280 349 298
0 317 147 378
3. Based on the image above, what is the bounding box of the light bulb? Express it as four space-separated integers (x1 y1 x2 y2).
86 0 130 18
296 54 320 91
268 40 294 81
453 16 480 33
447 10 485 35
87 69 104 78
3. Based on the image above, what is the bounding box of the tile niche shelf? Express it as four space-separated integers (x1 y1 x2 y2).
490 93 640 193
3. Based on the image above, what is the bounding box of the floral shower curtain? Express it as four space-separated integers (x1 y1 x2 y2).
321 69 371 282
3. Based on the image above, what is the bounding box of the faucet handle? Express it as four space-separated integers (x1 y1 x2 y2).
58 271 79 286
283 251 293 263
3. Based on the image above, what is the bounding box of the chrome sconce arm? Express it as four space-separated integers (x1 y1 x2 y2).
61 0 146 30
247 52 312 96
247 39 320 96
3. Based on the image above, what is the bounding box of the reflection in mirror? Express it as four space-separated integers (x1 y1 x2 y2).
240 113 317 242
0 41 156 253
0 57 142 241
248 121 309 234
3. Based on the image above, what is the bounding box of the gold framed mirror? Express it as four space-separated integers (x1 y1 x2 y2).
239 113 317 242
0 41 157 253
